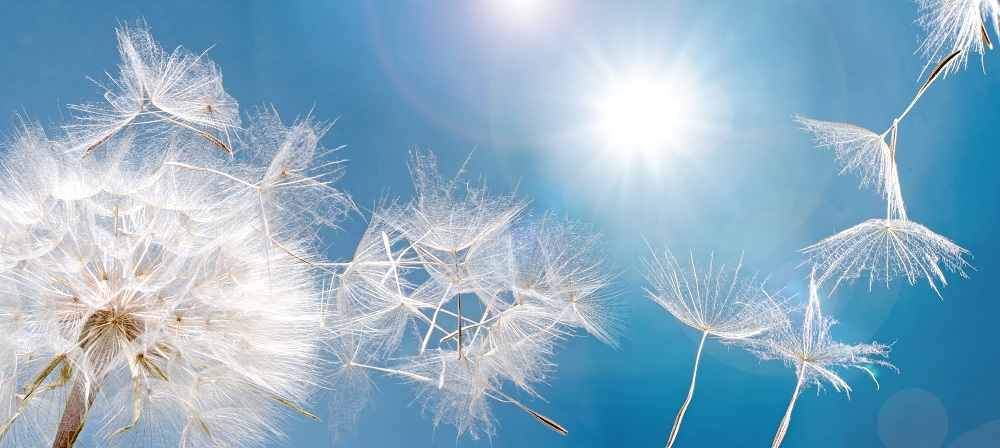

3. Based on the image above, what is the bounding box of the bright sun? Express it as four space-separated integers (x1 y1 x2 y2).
572 59 732 199
601 78 681 151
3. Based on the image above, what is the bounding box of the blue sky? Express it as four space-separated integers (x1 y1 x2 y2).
1 1 999 447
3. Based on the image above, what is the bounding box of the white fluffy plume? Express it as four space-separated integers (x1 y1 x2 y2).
0 22 349 448
326 150 624 440
916 0 1000 73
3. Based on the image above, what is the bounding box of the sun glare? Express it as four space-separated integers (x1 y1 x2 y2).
593 60 731 167
556 58 733 206
601 78 681 151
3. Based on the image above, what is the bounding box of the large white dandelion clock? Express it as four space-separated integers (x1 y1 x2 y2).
0 22 345 448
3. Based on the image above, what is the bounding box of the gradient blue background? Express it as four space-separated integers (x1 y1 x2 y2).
1 1 998 447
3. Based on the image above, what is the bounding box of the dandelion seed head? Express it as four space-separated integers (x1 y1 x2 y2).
0 22 343 447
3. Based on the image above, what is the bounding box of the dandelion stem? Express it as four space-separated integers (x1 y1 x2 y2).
772 362 808 448
469 298 499 344
380 231 404 297
981 15 994 49
406 306 451 335
428 306 478 325
666 330 708 448
53 374 106 448
886 123 898 222
252 227 337 274
441 305 507 343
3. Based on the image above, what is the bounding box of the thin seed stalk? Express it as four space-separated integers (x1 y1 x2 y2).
419 281 453 354
457 292 463 359
666 330 708 448
772 362 808 448
896 49 961 125
886 124 897 222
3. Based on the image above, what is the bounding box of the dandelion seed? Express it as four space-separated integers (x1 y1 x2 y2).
67 20 241 156
510 213 626 348
162 107 352 244
325 335 377 436
796 49 960 219
326 150 620 439
797 49 969 294
794 117 901 205
641 247 785 448
733 274 895 448
801 218 971 297
242 108 353 234
395 150 525 296
916 0 999 73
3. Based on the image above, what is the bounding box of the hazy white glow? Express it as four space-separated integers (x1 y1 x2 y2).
490 0 550 25
601 78 681 151
501 0 538 15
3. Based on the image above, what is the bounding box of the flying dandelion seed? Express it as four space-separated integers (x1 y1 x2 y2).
793 117 903 212
796 49 960 213
916 0 1000 73
796 138 971 296
733 274 895 448
797 50 969 295
801 218 970 297
66 19 241 156
0 21 349 448
641 247 786 448
326 150 624 440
